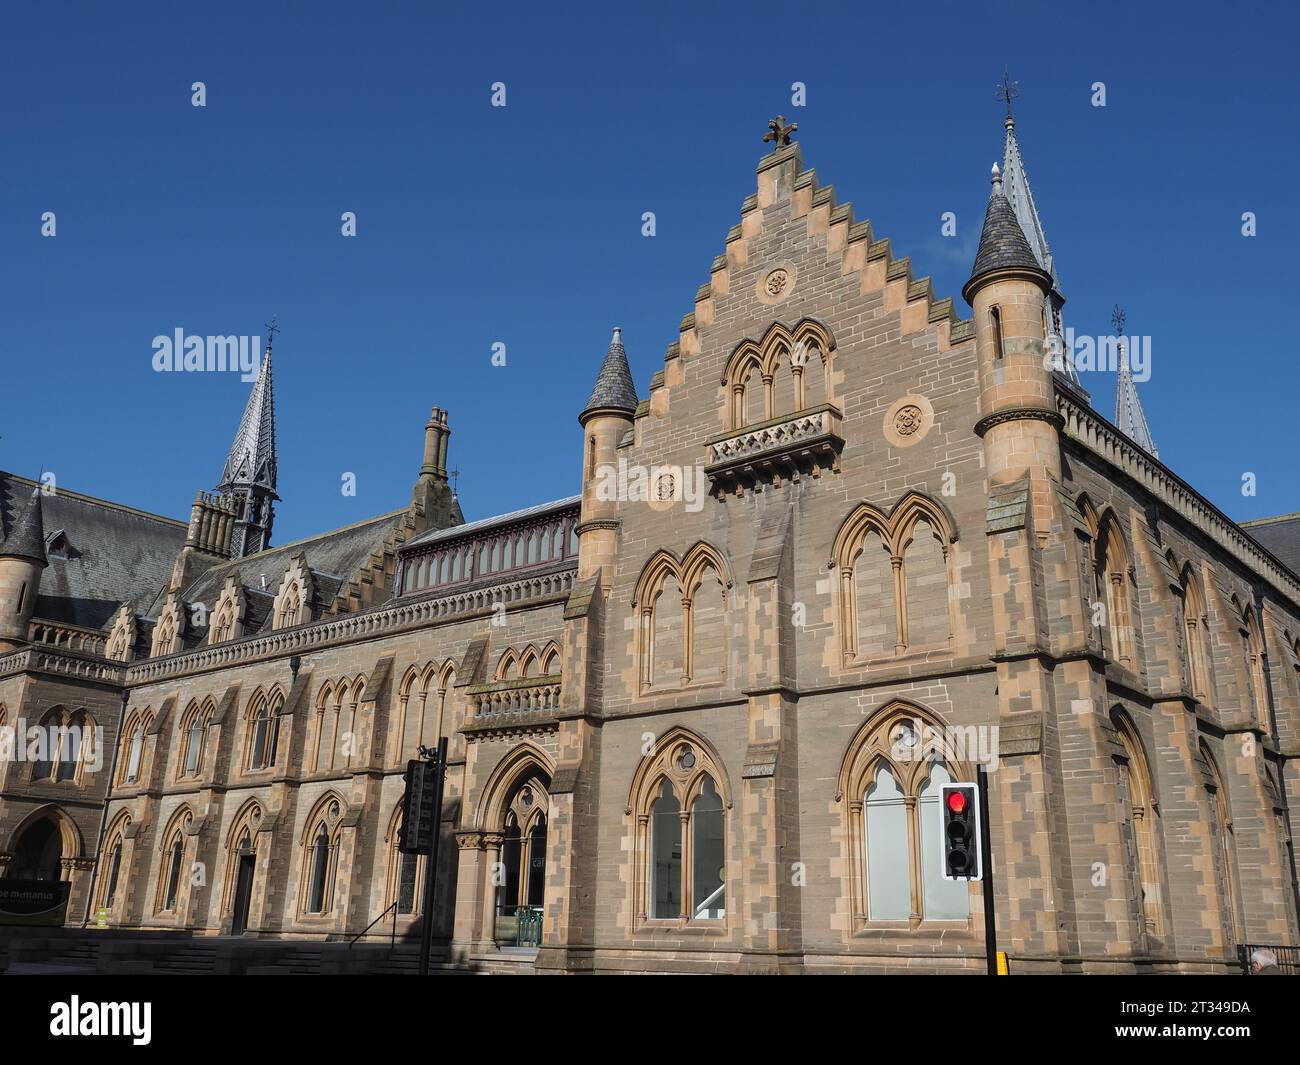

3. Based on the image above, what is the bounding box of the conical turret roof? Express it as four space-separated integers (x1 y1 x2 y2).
964 164 1048 303
1 487 48 566
580 328 638 422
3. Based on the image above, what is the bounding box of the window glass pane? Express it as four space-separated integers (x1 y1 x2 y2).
691 777 725 918
527 817 547 906
650 779 681 918
919 763 969 920
185 722 202 774
309 828 330 912
105 844 122 906
165 839 183 909
500 819 521 915
126 728 143 782
865 766 910 921
250 712 267 768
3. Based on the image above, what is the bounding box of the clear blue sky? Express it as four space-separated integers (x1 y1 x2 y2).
3 0 1296 543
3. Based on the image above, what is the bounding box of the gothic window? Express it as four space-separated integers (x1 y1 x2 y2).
722 320 836 431
1241 608 1271 732
1111 711 1163 940
1200 742 1242 946
151 607 180 657
299 798 344 916
1097 514 1136 666
246 690 284 772
118 710 151 786
210 602 235 643
178 699 212 779
96 812 132 913
1180 565 1213 703
634 544 731 692
837 704 972 929
275 582 302 629
28 707 95 784
154 808 193 915
221 803 263 921
498 780 549 920
832 493 957 665
628 730 730 926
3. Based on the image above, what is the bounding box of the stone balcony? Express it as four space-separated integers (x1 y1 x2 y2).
462 675 562 736
704 404 844 495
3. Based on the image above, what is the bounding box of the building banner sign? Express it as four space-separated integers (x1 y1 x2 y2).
0 879 70 926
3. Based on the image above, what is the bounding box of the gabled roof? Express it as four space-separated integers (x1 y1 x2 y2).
0 472 187 629
580 328 638 421
402 495 580 552
168 507 409 619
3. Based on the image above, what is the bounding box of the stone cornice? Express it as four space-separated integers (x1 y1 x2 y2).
1057 391 1300 608
0 646 124 687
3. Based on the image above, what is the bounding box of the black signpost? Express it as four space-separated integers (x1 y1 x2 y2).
402 737 448 977
976 764 997 975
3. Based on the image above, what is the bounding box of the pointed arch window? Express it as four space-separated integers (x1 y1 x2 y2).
300 799 343 916
1201 742 1242 946
387 808 423 915
629 733 729 926
247 691 283 772
1111 712 1163 940
179 702 211 778
633 544 732 692
837 706 972 929
104 841 123 908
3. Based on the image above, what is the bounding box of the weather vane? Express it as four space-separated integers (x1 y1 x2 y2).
997 68 1019 119
265 316 280 344
764 114 797 148
1111 305 1126 336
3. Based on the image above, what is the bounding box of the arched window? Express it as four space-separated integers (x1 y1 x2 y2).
300 798 344 916
1180 564 1213 702
633 544 731 692
246 691 283 771
97 812 132 913
179 701 211 778
1095 513 1136 666
1241 608 1271 732
832 493 957 664
837 705 972 929
103 841 123 908
1200 742 1242 946
30 707 95 784
117 710 150 786
1111 711 1163 940
628 731 729 925
722 320 836 430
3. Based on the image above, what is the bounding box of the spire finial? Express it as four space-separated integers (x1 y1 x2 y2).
991 161 1003 194
998 68 1019 124
1110 304 1126 337
264 316 279 352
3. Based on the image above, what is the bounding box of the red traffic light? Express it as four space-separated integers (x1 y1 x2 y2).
946 790 967 814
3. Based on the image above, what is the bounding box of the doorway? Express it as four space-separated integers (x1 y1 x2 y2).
231 852 255 935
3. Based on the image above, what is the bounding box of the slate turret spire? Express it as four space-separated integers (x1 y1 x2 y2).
215 323 279 557
1111 306 1158 458
580 327 639 421
996 74 1082 389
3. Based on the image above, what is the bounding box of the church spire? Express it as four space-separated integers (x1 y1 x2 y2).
995 72 1082 390
1111 306 1158 457
215 323 279 557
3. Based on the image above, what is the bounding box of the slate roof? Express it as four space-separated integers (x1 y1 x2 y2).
1241 513 1300 581
0 471 188 630
171 508 409 620
580 328 638 420
402 495 580 553
964 166 1048 301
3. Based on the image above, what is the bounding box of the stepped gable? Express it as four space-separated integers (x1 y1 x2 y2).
0 470 187 630
637 139 975 432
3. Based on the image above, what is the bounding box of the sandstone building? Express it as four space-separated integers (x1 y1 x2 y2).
2 111 1299 973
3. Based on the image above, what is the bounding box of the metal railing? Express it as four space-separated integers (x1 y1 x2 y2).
1237 944 1300 975
495 905 543 948
347 901 400 949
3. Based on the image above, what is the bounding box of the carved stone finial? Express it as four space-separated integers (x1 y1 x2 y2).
764 114 797 148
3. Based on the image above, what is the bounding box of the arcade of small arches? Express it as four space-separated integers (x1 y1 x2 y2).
721 318 836 431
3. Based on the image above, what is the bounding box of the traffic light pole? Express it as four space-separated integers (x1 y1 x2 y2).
976 764 997 975
418 736 448 977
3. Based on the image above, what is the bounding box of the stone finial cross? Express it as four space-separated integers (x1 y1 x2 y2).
764 115 797 148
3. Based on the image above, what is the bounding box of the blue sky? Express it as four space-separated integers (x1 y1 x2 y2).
3 0 1296 543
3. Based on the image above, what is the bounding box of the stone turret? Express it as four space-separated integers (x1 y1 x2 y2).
0 487 48 650
964 163 1060 530
577 328 638 588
